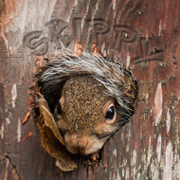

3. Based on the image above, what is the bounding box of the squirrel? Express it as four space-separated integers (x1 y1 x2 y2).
35 50 138 157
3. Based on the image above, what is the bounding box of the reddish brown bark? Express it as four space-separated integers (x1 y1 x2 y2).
0 0 180 179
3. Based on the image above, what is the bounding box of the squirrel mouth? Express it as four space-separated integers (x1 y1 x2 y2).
64 134 89 155
64 134 104 155
67 144 88 155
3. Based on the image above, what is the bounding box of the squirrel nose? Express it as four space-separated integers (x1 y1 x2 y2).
70 134 88 151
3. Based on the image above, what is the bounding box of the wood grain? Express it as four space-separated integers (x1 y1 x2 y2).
0 0 180 179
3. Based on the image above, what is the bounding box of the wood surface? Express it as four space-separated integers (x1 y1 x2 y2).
0 0 180 179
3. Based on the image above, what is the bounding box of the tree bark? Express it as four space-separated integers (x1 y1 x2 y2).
0 0 180 179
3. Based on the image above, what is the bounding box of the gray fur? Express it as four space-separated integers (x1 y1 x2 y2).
38 49 137 119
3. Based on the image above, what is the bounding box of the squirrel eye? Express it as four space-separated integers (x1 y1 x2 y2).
105 106 115 120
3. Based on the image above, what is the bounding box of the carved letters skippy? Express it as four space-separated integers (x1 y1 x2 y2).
33 50 137 171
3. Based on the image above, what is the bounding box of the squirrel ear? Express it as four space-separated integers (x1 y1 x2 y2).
74 42 82 56
92 44 100 55
74 42 100 55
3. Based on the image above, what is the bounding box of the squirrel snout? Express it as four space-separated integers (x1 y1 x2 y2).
65 134 89 154
70 134 88 150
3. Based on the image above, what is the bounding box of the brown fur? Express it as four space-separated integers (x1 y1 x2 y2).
36 49 138 155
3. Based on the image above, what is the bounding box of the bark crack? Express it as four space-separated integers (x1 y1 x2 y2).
4 155 21 180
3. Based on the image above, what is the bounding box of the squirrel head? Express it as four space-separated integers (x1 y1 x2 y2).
37 50 137 155
54 75 122 155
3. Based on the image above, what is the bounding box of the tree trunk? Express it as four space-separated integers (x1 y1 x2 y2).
0 0 180 179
